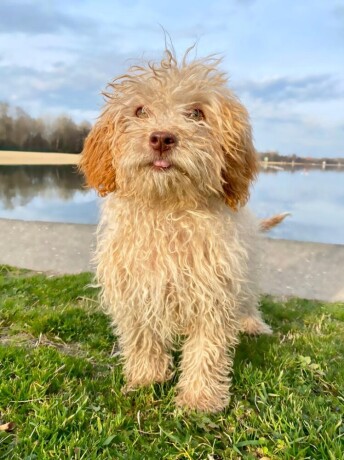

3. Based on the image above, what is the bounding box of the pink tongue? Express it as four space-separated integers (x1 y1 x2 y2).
153 159 171 168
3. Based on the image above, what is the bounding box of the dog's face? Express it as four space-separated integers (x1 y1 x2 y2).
80 52 258 209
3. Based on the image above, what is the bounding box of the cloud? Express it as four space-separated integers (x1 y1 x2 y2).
0 46 130 121
0 0 95 35
1 64 99 115
249 101 344 157
234 74 344 103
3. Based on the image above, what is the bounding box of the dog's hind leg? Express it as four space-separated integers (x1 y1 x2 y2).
238 249 272 335
238 289 272 335
239 310 272 335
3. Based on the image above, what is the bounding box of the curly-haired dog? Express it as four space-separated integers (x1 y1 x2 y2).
80 50 280 413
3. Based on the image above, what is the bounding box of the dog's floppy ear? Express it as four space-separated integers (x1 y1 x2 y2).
79 116 116 196
219 96 259 210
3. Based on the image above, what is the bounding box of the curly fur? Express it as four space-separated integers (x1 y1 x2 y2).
80 50 272 412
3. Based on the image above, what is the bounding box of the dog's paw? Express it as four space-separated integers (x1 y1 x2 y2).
175 390 228 413
240 316 272 335
124 360 173 389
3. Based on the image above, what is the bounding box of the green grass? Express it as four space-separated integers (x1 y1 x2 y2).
0 264 343 459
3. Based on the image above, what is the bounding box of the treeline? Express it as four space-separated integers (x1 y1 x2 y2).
0 102 91 154
1 101 343 162
258 151 344 166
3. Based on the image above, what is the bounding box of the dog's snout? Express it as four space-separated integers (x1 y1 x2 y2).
149 131 176 153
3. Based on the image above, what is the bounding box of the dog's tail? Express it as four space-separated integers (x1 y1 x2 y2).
259 212 290 232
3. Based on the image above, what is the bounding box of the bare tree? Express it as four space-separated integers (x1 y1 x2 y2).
0 102 91 153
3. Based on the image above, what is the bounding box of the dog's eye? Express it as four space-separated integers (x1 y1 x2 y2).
185 108 205 122
135 106 149 118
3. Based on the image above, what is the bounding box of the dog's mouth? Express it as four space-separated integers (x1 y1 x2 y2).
151 159 172 171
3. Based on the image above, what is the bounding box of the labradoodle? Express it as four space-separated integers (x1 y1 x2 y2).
80 50 283 412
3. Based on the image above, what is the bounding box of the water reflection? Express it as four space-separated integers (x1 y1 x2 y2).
250 168 344 245
0 165 86 207
0 165 99 224
0 165 343 244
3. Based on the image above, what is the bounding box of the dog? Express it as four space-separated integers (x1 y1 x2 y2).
80 50 283 413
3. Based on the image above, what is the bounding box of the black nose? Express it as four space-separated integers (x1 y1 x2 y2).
149 131 176 153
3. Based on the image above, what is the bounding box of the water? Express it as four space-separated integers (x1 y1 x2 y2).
0 165 99 224
0 165 343 245
250 168 344 244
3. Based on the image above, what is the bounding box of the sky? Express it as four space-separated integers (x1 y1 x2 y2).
0 0 343 157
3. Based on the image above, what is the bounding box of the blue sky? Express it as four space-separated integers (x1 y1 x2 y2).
0 0 343 157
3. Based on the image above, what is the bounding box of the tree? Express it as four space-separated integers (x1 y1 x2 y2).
0 101 91 153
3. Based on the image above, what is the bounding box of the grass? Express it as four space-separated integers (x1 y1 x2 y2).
0 265 343 459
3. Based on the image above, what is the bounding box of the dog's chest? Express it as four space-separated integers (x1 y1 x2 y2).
104 204 230 276
97 199 248 326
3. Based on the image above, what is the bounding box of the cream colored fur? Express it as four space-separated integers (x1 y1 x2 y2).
80 50 272 413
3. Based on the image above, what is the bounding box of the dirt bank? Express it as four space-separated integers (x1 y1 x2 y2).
0 151 80 165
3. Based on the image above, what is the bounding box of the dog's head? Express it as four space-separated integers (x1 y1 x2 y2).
80 51 258 209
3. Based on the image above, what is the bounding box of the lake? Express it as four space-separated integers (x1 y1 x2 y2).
0 165 343 245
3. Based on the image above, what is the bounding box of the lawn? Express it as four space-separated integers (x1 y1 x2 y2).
0 265 343 459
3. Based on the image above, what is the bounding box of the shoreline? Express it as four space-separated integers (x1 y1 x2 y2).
0 151 343 167
0 151 80 165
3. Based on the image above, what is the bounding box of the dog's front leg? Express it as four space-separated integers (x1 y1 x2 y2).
175 320 237 412
118 324 173 388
